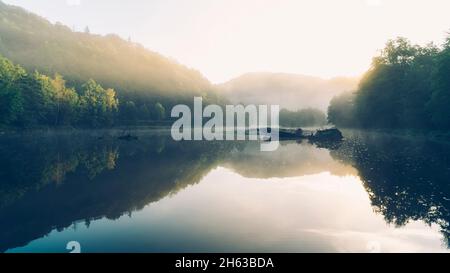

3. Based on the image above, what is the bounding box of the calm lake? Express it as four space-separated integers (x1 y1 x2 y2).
1 129 449 253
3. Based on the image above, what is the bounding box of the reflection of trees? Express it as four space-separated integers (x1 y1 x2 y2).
0 132 238 252
2 130 449 251
0 134 119 208
224 141 355 179
330 130 450 247
41 145 120 183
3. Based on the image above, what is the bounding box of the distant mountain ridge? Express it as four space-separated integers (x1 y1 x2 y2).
217 72 359 111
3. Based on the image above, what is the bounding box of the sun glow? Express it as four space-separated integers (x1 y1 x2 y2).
4 0 450 83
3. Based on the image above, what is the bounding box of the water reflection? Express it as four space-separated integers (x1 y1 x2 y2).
223 141 356 178
331 130 450 247
0 130 449 252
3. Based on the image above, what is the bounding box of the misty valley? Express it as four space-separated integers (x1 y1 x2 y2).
1 0 450 255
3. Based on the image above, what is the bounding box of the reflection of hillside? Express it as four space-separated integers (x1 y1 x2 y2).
0 134 119 208
2 130 449 252
330 130 450 247
0 133 237 252
223 141 356 179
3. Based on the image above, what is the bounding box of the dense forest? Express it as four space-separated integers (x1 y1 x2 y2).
0 1 223 127
0 54 124 127
328 36 450 130
0 52 328 128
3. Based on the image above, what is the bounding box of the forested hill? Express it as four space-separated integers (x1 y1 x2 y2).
328 36 450 131
0 1 218 106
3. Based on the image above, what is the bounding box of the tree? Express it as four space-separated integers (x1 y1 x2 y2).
152 102 166 121
363 37 444 129
79 79 118 127
0 55 25 125
17 71 51 126
0 55 121 128
354 38 420 128
119 101 138 123
25 72 80 126
328 37 442 130
328 92 356 128
427 38 450 129
138 104 151 120
48 74 79 125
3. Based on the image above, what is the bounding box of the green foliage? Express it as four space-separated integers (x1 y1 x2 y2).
327 92 357 128
0 56 25 125
0 1 218 115
0 54 120 127
280 108 327 127
328 36 450 130
0 2 224 127
152 102 166 121
119 101 138 123
427 42 450 128
47 74 80 126
18 72 52 125
79 79 118 127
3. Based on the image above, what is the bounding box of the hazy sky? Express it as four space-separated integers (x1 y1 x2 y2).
4 0 450 83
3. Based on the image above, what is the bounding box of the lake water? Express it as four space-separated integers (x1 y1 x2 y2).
1 129 449 253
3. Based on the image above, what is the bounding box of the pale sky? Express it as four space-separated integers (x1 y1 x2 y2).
4 0 450 83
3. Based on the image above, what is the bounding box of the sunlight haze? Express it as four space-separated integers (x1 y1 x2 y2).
4 0 450 83
2 0 450 255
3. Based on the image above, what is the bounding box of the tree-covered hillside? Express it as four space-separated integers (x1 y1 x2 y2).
0 54 120 127
328 36 450 131
0 1 222 125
